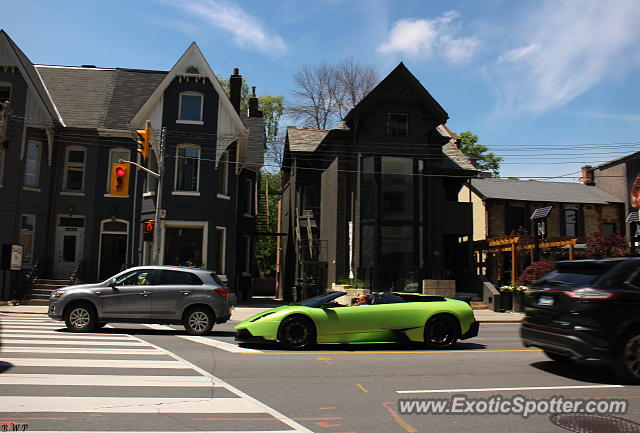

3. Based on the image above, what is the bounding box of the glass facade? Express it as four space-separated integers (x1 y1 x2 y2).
360 156 424 291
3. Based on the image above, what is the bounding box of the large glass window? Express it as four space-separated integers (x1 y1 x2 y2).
179 92 203 122
507 207 526 235
24 141 41 188
217 151 229 195
381 157 413 221
63 147 86 192
564 209 578 237
163 227 203 267
107 148 130 193
20 214 35 265
175 145 200 192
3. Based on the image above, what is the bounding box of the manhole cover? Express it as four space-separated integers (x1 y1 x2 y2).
550 414 640 433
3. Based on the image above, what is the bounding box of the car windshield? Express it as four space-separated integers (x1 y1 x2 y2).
292 291 345 307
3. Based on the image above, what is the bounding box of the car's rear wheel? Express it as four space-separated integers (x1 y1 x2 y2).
184 307 214 336
424 316 459 349
278 316 315 350
613 329 640 384
64 302 98 333
543 350 574 363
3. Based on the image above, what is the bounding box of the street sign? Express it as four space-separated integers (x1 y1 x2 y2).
537 221 546 237
10 244 22 271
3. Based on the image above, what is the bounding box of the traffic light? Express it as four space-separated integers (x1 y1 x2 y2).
110 163 130 196
136 123 151 161
143 220 154 242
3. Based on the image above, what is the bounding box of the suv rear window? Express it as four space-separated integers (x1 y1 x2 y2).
157 270 203 285
532 263 613 288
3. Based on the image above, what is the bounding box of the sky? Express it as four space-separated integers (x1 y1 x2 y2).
4 0 640 180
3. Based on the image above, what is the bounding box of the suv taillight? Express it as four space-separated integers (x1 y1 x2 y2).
214 288 228 297
566 288 617 300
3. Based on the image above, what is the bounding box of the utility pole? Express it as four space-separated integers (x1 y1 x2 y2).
152 127 166 265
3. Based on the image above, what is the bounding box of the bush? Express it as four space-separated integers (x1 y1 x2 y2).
585 233 628 258
517 261 556 286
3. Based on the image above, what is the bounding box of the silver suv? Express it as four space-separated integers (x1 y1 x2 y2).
48 266 232 335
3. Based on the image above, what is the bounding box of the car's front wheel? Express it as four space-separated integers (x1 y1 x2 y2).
183 307 214 336
278 316 315 350
64 302 98 332
424 316 459 349
613 329 640 384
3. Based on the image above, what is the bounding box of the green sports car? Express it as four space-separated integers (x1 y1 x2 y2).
235 291 479 350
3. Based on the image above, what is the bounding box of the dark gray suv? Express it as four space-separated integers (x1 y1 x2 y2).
48 266 232 335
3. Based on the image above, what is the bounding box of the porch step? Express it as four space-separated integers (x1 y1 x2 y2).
27 279 72 303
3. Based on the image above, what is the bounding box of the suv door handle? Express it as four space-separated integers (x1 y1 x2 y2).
180 291 191 295
140 291 151 296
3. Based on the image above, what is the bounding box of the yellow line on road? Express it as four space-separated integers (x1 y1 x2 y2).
355 383 369 393
382 402 416 433
239 349 542 355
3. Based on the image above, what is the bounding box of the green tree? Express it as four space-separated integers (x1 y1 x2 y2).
457 131 502 176
254 172 281 277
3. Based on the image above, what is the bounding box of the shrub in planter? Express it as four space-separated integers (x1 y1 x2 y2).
517 261 556 287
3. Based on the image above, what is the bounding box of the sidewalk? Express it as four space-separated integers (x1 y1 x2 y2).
0 302 524 322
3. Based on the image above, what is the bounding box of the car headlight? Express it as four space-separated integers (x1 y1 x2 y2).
51 290 66 298
250 311 276 322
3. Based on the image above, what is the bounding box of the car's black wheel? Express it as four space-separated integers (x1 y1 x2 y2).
543 350 574 363
278 316 315 350
64 302 98 333
424 316 459 349
612 329 640 384
183 307 214 336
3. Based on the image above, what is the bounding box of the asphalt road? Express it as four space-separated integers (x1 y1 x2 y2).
1 313 639 433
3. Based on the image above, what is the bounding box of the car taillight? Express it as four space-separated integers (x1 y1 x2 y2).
566 288 616 300
214 288 228 297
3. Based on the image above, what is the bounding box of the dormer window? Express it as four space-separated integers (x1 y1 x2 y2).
387 113 408 136
178 92 203 124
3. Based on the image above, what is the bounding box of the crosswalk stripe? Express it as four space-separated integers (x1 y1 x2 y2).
23 431 298 433
1 325 65 331
1 347 164 354
1 321 62 327
0 329 118 335
1 332 139 341
2 358 190 369
0 396 263 413
0 374 217 387
1 338 151 346
144 324 263 353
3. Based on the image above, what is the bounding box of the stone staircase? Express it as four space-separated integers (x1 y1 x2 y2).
28 278 72 305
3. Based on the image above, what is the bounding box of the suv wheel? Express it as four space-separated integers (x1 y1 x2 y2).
65 303 98 332
613 329 640 384
184 307 214 336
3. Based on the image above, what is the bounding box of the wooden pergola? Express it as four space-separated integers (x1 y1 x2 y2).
474 236 578 286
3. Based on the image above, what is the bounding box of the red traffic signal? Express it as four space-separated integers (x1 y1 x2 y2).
110 163 130 196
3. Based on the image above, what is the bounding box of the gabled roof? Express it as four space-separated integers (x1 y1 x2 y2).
0 30 62 125
469 178 623 205
287 126 329 152
593 151 640 171
344 62 448 125
130 42 246 133
436 125 476 171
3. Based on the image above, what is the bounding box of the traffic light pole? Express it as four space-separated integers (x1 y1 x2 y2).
152 127 166 265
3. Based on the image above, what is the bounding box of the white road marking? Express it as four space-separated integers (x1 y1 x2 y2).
144 323 178 330
1 338 151 346
144 323 263 353
396 384 625 394
0 374 218 387
0 325 65 331
1 347 163 354
0 321 62 327
1 332 139 341
0 396 262 413
3 358 189 369
0 329 118 335
24 431 298 433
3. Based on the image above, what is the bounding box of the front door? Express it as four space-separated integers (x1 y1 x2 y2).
100 268 154 319
54 222 85 279
99 233 127 280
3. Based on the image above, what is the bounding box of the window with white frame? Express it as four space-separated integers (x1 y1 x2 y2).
216 226 227 274
107 148 130 193
63 146 86 192
178 92 203 122
217 150 229 196
24 140 41 188
145 150 158 193
20 214 35 265
244 178 253 215
175 144 200 192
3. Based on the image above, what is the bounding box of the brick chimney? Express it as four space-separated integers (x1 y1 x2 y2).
581 165 595 185
229 67 242 115
248 86 262 118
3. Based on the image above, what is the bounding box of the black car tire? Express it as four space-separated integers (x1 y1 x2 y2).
64 302 98 333
613 329 640 384
424 315 459 349
543 350 574 363
183 307 214 336
278 316 316 350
